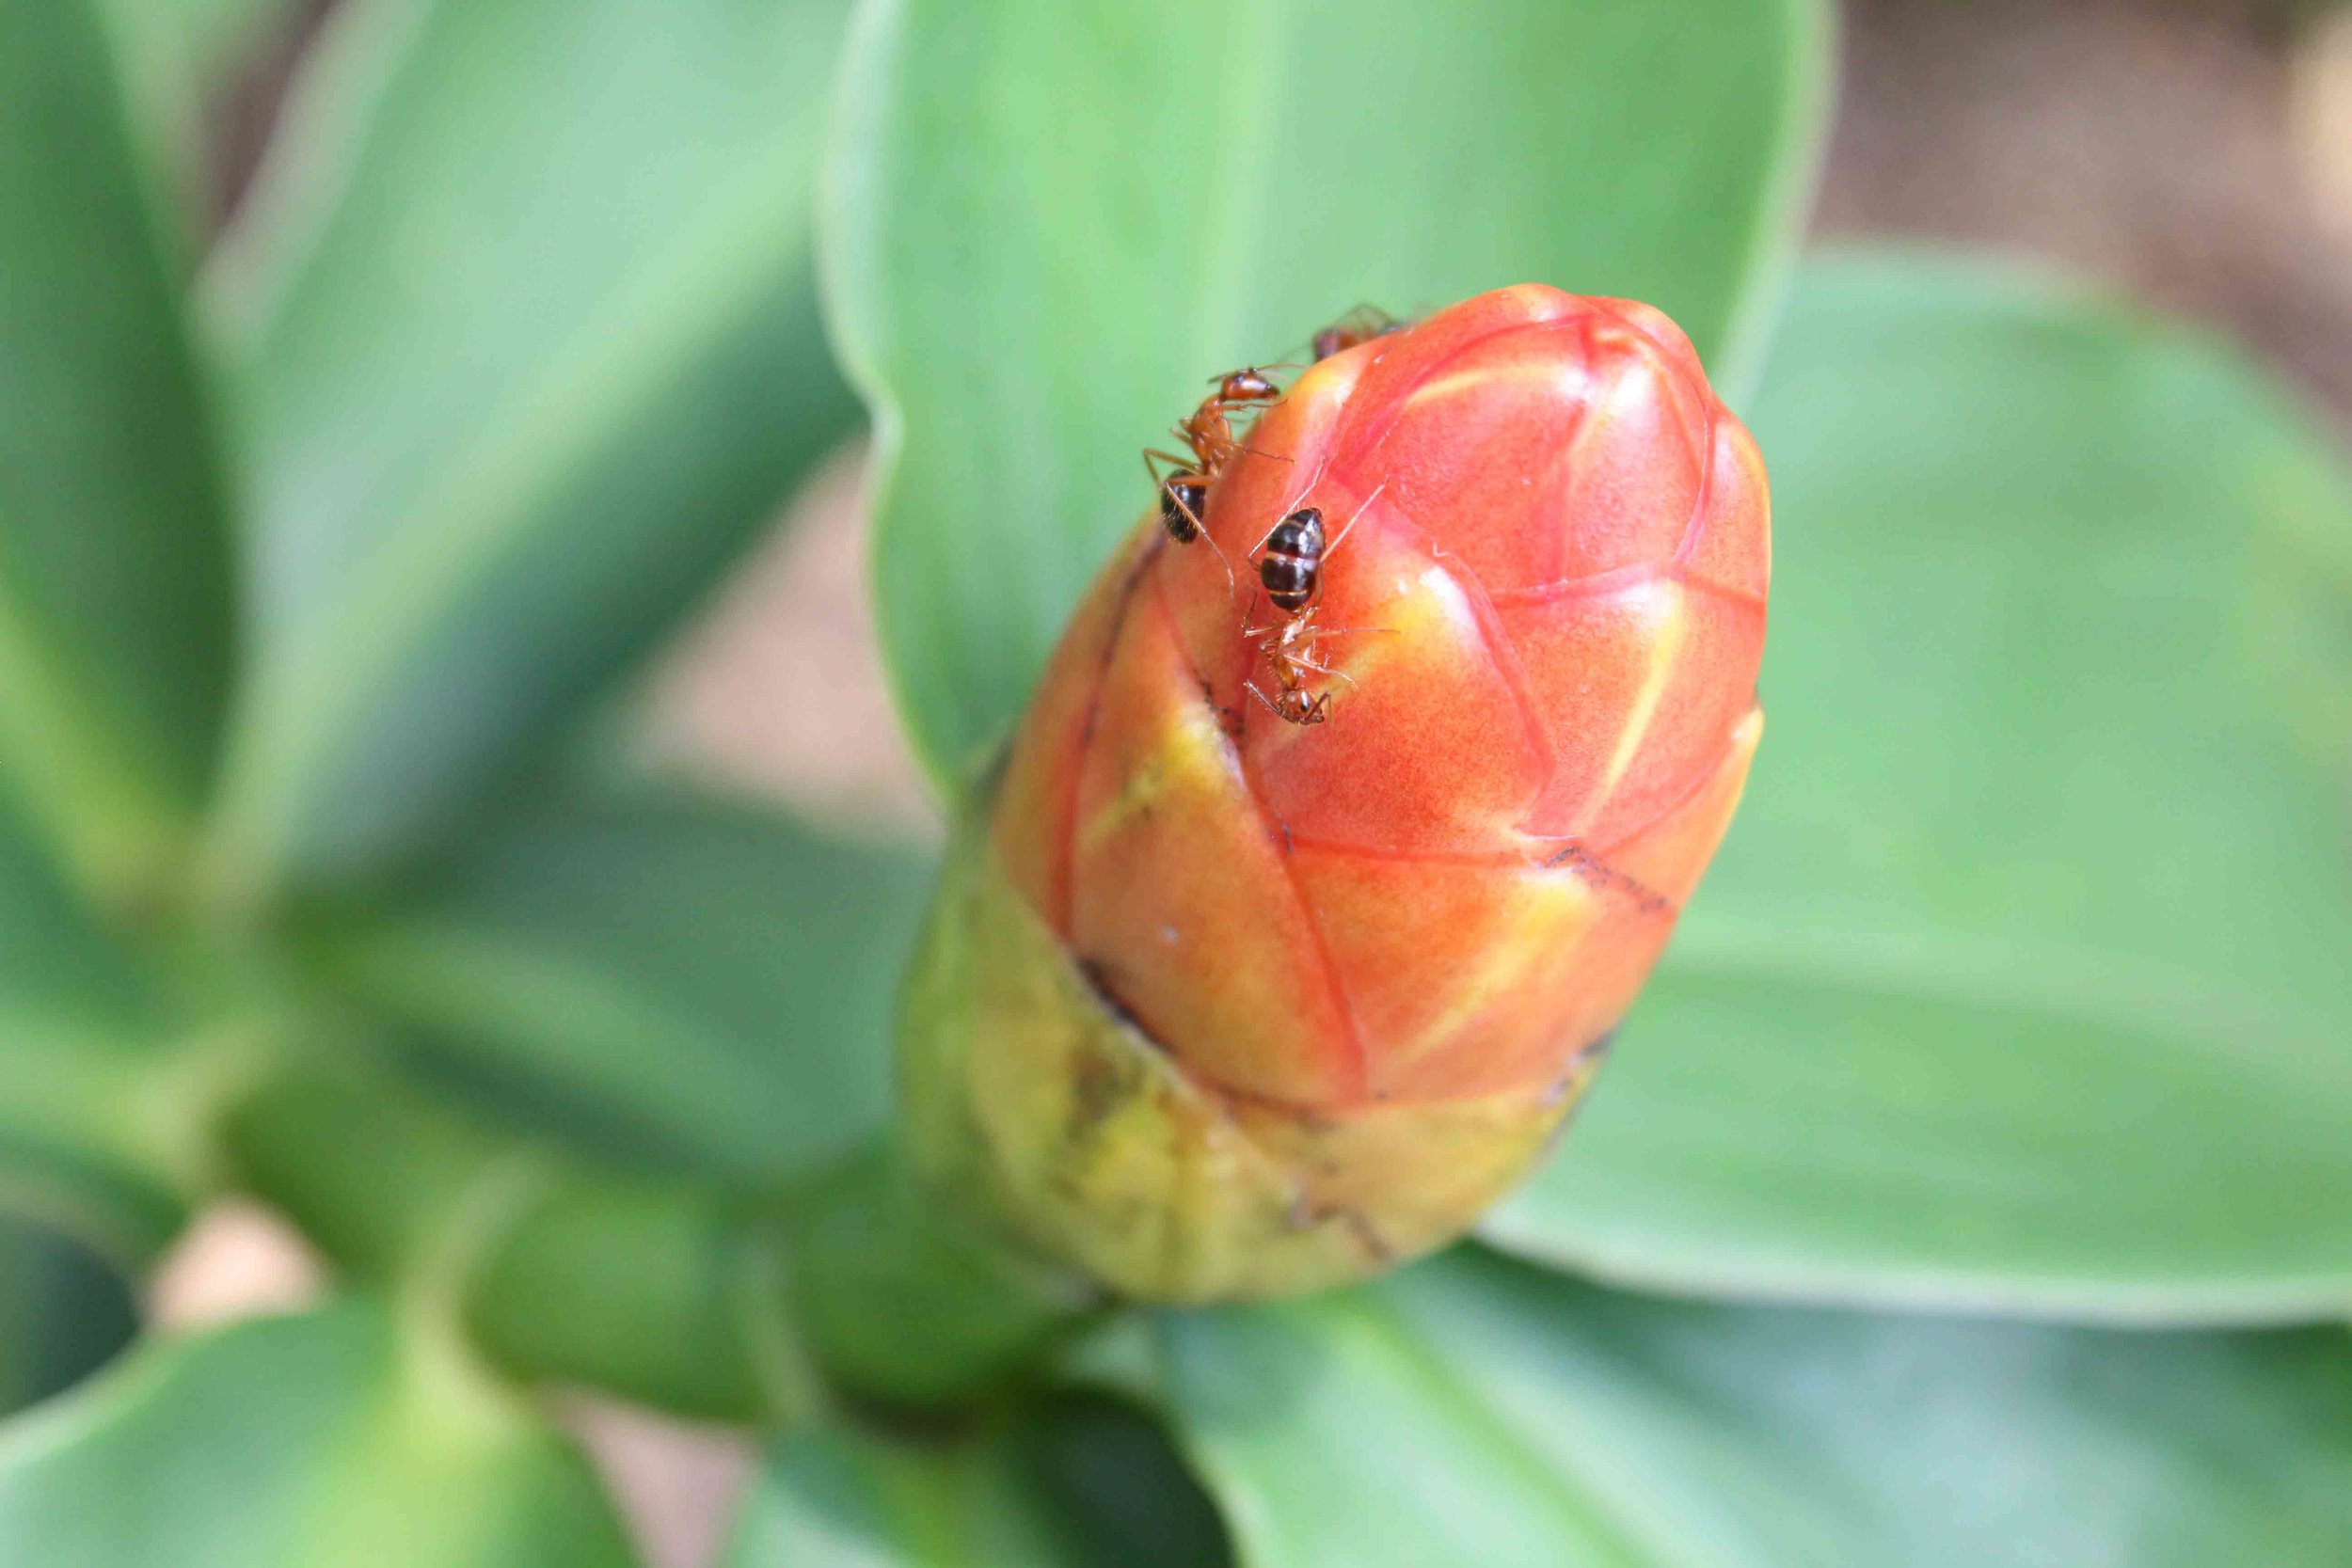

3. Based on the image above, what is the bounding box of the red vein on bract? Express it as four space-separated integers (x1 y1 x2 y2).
1283 828 1679 916
1370 479 1551 826
1284 831 1529 867
1056 537 1162 934
1673 397 1723 567
1588 715 1756 862
1159 582 1371 1105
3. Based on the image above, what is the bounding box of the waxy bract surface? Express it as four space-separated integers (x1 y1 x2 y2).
914 285 1769 1300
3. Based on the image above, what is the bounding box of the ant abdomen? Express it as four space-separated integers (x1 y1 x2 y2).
1159 474 1209 543
1257 507 1325 613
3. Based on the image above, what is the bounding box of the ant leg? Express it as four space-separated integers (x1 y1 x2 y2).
1198 517 1237 598
1291 623 1398 641
1144 447 1200 486
1288 655 1359 691
1326 480 1389 560
1238 591 1282 644
1244 679 1285 721
1143 448 1194 503
1260 451 1336 549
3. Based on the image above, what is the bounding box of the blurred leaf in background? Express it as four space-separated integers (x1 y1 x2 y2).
92 0 302 225
300 787 932 1184
1156 1250 2352 1568
199 0 862 895
0 0 238 908
0 1303 636 1566
0 798 200 1267
725 1396 1230 1568
0 1218 135 1420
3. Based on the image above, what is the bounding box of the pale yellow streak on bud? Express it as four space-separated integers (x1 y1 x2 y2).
1581 580 1689 831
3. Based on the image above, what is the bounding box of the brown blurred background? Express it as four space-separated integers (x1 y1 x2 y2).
1823 0 2352 429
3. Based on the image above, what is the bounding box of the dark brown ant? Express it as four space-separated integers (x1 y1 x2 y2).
1242 483 1387 725
1255 506 1324 612
1311 305 1402 361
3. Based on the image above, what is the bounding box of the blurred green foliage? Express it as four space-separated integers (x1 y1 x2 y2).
0 1218 136 1420
0 0 2345 1562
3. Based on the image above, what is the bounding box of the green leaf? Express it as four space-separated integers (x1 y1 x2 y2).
199 0 862 895
1484 252 2352 1321
0 1215 137 1419
826 0 1833 783
1160 1249 2352 1567
299 789 932 1183
93 0 300 220
0 0 238 906
0 806 200 1263
723 1399 1230 1567
0 1302 637 1567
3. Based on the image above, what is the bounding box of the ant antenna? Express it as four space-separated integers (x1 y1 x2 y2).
1253 451 1336 557
1327 480 1387 561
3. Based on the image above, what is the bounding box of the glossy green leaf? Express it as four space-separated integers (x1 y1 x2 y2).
0 807 198 1263
299 789 932 1182
724 1399 1229 1567
199 0 861 895
1484 253 2352 1320
0 0 237 905
1161 1249 2352 1568
0 1302 637 1567
826 0 1832 782
0 1215 137 1419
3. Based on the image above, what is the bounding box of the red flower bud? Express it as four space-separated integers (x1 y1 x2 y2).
903 286 1768 1301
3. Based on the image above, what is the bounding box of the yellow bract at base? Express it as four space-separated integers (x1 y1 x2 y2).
898 774 1604 1305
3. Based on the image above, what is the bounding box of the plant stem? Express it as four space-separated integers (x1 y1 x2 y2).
220 1047 1100 1423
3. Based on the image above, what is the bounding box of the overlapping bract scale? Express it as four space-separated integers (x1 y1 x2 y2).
1004 286 1767 1107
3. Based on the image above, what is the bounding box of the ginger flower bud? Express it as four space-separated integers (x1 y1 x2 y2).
901 285 1769 1302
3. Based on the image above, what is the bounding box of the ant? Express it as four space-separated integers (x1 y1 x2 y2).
1311 304 1403 361
1142 368 1286 584
1241 483 1387 725
1242 601 1350 726
1255 505 1324 613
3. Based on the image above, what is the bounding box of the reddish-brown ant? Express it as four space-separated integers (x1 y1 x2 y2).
1311 304 1403 361
1243 603 1350 726
1142 368 1286 584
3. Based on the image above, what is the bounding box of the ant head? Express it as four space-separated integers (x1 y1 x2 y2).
1215 369 1280 404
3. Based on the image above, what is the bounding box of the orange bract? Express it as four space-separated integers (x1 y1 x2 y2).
911 284 1768 1301
1004 284 1765 1108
